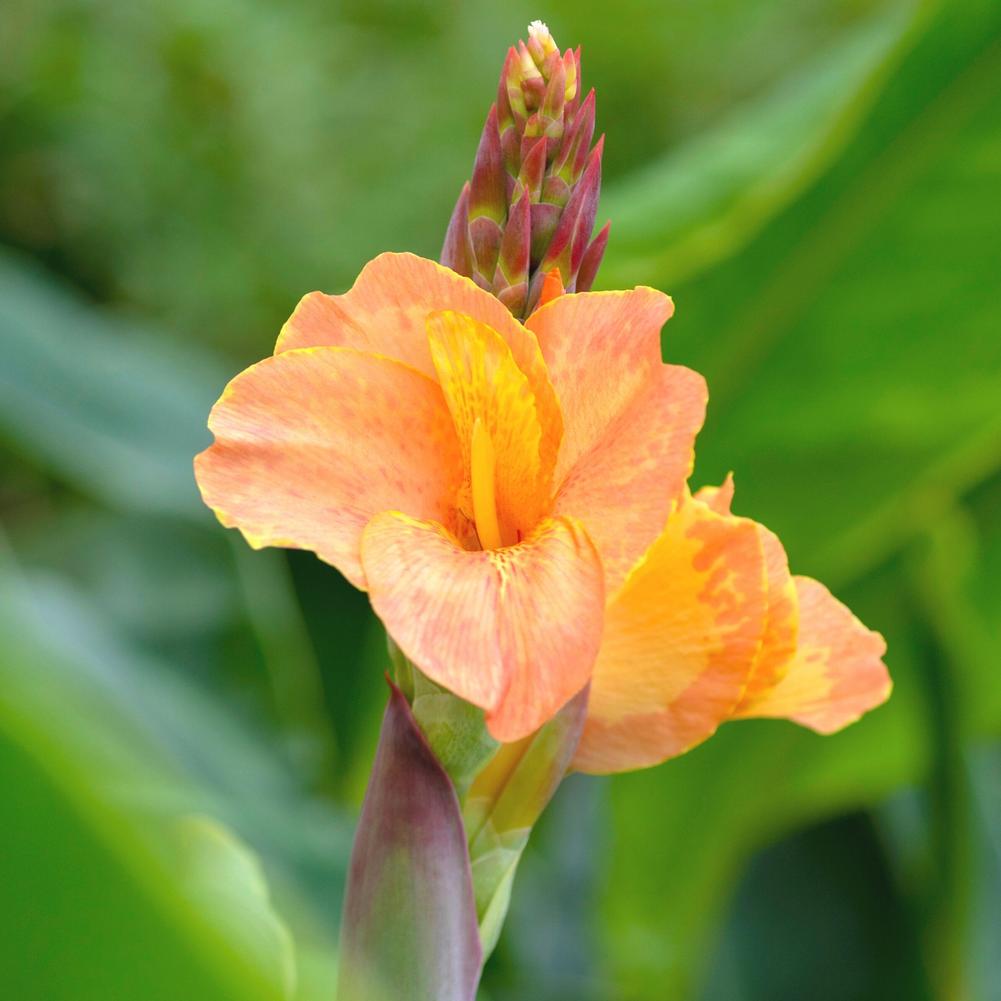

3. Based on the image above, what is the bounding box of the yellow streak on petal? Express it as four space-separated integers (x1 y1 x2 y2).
428 310 553 544
471 417 506 550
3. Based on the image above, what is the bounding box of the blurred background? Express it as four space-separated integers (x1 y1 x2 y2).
1 0 999 998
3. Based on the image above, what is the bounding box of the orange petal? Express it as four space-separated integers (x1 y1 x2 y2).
537 268 565 308
525 287 674 480
361 512 605 743
574 494 768 774
427 311 559 541
735 523 799 704
735 576 891 733
194 347 463 589
555 363 707 592
277 253 562 473
695 477 799 707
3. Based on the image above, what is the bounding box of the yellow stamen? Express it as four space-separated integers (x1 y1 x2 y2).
471 417 503 550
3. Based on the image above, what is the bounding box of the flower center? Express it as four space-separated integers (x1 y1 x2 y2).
470 417 512 550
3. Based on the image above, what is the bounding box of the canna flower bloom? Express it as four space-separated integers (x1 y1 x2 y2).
194 253 890 752
573 475 892 773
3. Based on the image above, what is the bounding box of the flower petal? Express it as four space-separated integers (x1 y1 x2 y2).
277 252 562 472
361 512 605 743
574 494 767 774
555 363 707 592
427 311 559 540
194 347 463 588
734 576 891 733
525 287 674 479
695 477 799 707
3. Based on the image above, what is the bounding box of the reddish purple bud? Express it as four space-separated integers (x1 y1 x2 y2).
470 215 502 282
540 59 566 127
554 89 595 182
502 47 528 123
496 51 516 131
575 221 610 293
573 97 598 179
496 188 530 286
442 25 603 318
541 47 561 83
541 136 602 280
541 174 570 208
500 124 520 177
517 41 546 110
563 48 580 109
441 182 473 277
518 138 547 203
529 201 561 267
497 281 528 316
569 143 603 272
469 105 506 223
525 268 546 314
520 129 543 167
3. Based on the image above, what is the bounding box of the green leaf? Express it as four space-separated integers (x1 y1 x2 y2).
0 249 225 519
600 0 929 290
176 815 298 1000
0 562 287 1001
0 542 352 1000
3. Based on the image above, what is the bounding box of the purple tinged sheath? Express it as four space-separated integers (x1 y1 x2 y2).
337 682 482 1001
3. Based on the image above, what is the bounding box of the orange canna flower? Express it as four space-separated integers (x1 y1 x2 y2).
573 475 892 772
194 252 890 753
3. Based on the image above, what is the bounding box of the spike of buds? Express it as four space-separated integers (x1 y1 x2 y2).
442 22 609 316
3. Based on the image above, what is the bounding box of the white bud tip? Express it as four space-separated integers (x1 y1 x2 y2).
528 20 552 43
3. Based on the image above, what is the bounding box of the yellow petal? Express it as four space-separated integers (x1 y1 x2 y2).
574 493 768 774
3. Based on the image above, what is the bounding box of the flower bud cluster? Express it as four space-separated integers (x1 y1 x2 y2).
442 21 609 316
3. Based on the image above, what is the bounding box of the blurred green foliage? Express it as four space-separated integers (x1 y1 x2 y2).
1 1 999 999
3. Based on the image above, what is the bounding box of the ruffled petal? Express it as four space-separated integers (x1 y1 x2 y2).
426 311 560 540
734 576 891 733
555 363 707 592
277 253 562 472
194 347 463 588
361 512 605 743
574 494 768 774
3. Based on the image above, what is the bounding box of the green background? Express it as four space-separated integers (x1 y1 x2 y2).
1 0 999 998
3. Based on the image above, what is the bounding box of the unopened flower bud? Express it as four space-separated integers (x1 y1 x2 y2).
441 21 609 316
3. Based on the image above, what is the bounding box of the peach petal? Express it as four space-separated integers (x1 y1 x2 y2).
556 363 707 593
194 347 463 589
574 494 768 774
277 253 562 473
736 524 799 704
735 576 891 733
525 287 674 480
361 512 605 743
695 478 800 707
